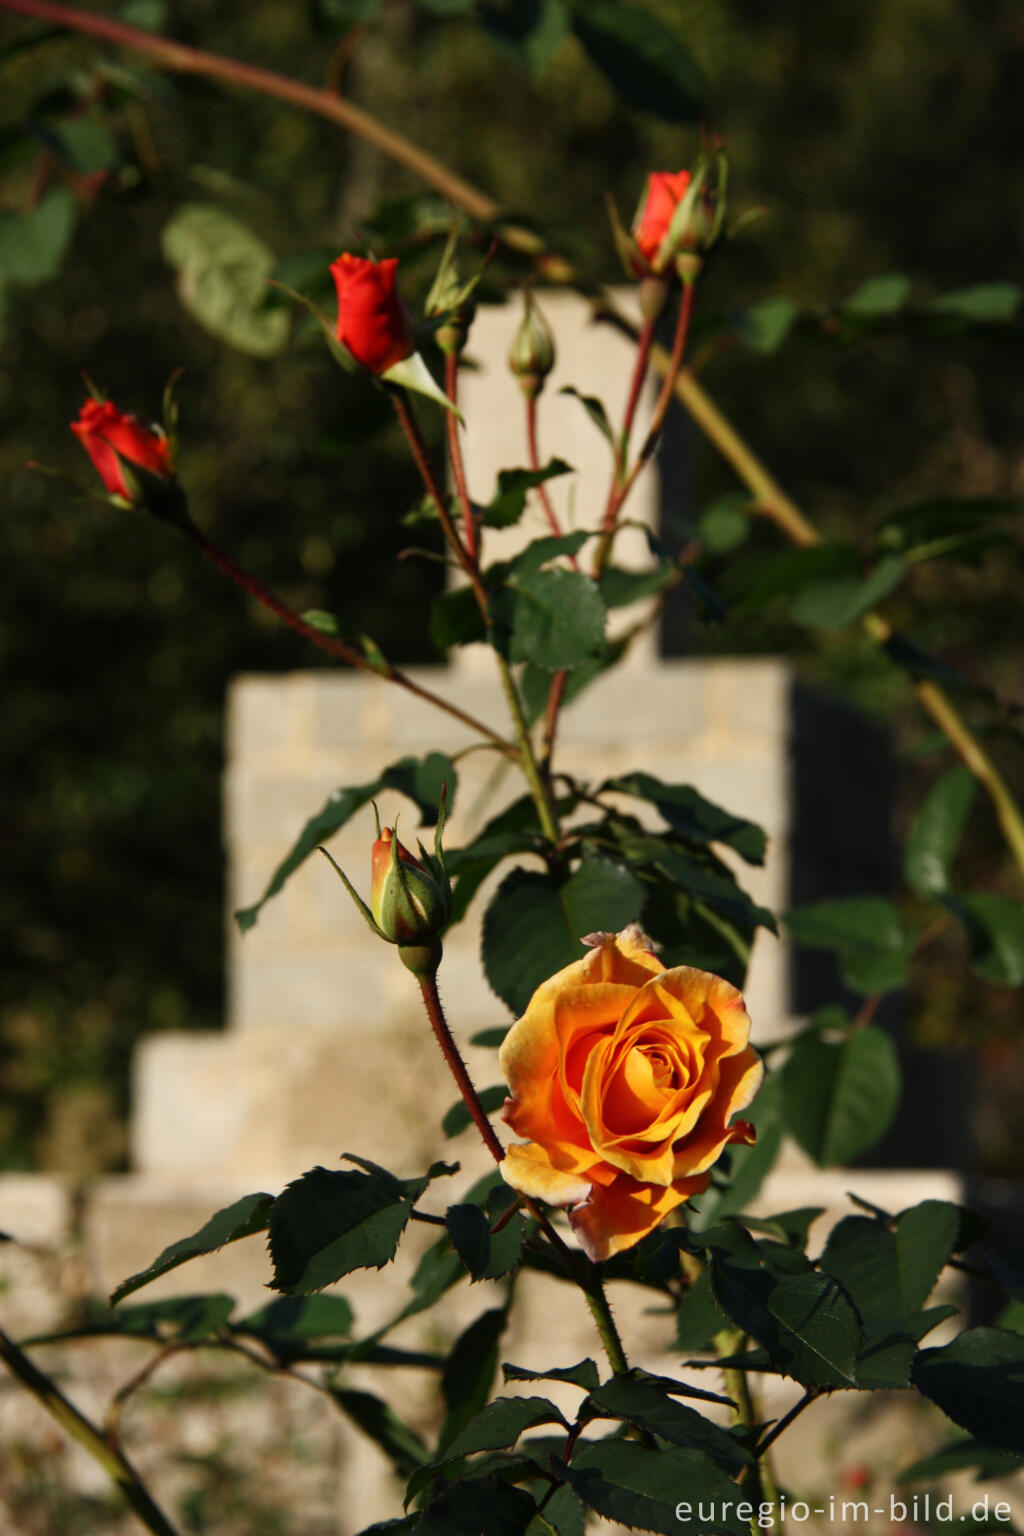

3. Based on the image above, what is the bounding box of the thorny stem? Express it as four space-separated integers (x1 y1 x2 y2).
593 283 696 579
0 1325 182 1536
390 391 489 620
525 394 572 551
617 314 656 471
444 354 478 566
180 516 514 757
418 972 505 1163
495 654 562 846
717 1329 775 1511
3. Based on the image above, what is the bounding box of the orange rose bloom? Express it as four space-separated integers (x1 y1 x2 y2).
499 926 762 1262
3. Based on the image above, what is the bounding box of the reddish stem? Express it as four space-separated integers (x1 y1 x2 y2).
617 314 656 468
593 283 696 577
525 394 572 552
418 974 505 1164
541 669 568 771
444 353 478 566
390 392 490 620
180 518 512 753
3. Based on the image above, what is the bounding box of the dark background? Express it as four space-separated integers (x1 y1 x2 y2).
2 0 1022 1174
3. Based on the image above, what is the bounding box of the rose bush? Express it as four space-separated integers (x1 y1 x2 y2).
499 925 762 1260
330 253 415 374
71 398 173 500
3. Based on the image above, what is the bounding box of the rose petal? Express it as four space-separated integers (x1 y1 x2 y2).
569 1169 710 1263
500 1142 594 1206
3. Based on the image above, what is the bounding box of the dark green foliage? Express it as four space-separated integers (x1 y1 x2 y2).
785 899 912 994
110 1191 274 1304
569 1 706 121
560 1442 749 1536
780 1025 901 1165
268 1160 455 1293
438 1307 509 1451
580 1374 751 1470
482 858 647 1014
482 461 574 529
913 1329 1024 1454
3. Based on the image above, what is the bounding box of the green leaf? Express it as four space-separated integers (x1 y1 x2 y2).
87 1293 235 1343
895 1201 962 1311
597 563 677 609
727 544 859 614
674 1266 728 1351
904 766 976 898
784 897 911 993
781 1026 901 1165
0 188 75 285
482 460 574 529
558 385 614 447
956 894 1024 986
698 493 752 553
480 0 570 75
439 1307 507 1450
436 1394 568 1464
899 1438 1024 1485
234 752 454 931
601 824 776 935
929 283 1021 323
913 1328 1024 1454
445 1201 525 1281
268 1161 454 1294
502 1359 600 1393
509 533 590 577
442 1085 508 1139
234 1293 354 1346
482 859 647 1015
430 584 488 649
110 1192 273 1305
602 772 766 865
570 0 705 121
734 296 799 352
711 1259 862 1389
492 566 606 670
840 273 911 318
330 1388 430 1478
789 554 906 630
161 202 289 357
562 1442 749 1536
53 119 120 174
416 1477 537 1536
581 1374 750 1470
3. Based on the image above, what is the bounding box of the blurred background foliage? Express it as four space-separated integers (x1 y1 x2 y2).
1 0 1022 1175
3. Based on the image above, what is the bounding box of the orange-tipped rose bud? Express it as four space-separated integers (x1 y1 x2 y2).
330 254 415 375
370 826 450 945
507 292 555 398
71 398 174 503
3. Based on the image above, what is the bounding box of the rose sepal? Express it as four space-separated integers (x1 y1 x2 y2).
380 351 464 421
317 844 388 940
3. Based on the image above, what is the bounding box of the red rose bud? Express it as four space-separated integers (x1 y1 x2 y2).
330 254 415 375
370 826 450 946
632 170 693 271
71 398 174 502
507 292 555 398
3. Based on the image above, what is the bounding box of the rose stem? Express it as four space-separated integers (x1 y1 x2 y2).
525 394 574 552
417 974 631 1375
592 281 696 579
177 515 514 756
0 1325 182 1536
444 353 478 567
754 1388 819 1461
495 654 562 847
617 314 656 472
390 391 489 620
417 971 505 1164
